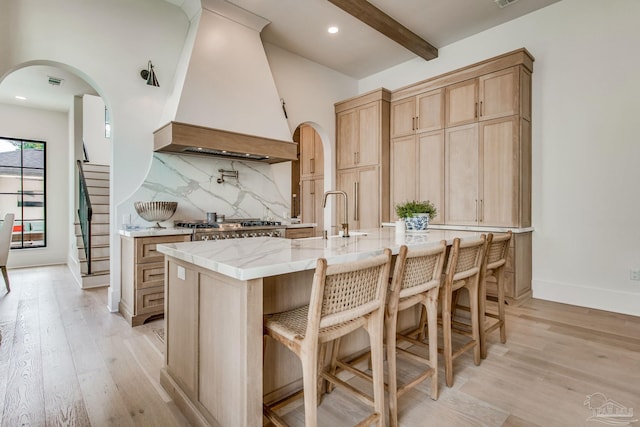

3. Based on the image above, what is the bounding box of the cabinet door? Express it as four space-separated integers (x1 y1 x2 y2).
391 135 417 216
337 169 358 231
356 166 381 230
336 109 357 169
445 124 479 225
479 68 518 121
446 79 478 128
416 89 444 133
480 117 519 226
301 178 324 235
390 97 416 138
417 130 445 225
300 125 324 178
357 102 380 167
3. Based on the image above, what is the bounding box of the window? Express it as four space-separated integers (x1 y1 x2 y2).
0 137 46 249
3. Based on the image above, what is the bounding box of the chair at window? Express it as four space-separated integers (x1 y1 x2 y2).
0 213 15 293
478 231 512 359
263 249 392 426
437 236 487 387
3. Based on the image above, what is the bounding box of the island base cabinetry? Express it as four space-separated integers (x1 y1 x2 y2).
162 257 263 427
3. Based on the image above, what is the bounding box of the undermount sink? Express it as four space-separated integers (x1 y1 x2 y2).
328 231 368 238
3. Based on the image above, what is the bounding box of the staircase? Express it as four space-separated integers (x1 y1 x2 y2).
75 163 110 288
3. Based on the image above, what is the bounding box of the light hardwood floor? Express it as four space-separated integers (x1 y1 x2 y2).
1 265 638 426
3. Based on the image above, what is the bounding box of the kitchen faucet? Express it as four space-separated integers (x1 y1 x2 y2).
322 190 349 238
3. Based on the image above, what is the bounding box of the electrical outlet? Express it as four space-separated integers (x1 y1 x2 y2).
630 269 640 281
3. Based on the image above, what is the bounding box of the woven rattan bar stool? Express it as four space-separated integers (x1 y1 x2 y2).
436 236 487 387
263 249 392 427
327 242 447 427
478 231 512 359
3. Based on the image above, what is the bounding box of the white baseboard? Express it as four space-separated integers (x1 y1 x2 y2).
533 279 640 317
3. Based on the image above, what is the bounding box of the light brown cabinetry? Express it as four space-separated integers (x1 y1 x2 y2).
297 124 324 236
391 88 444 138
300 124 323 178
389 48 534 302
337 166 381 230
390 130 445 224
120 233 191 326
335 89 390 231
285 227 315 239
445 67 521 128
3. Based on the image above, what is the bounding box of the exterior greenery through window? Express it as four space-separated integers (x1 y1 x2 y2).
0 137 46 249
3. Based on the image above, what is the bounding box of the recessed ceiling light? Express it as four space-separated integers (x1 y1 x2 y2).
328 26 339 34
15 96 26 100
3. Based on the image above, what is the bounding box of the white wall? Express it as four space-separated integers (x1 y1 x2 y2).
360 0 640 316
0 103 69 267
83 95 110 165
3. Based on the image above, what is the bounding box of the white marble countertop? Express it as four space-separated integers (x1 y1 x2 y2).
157 227 484 281
119 227 193 238
381 222 534 233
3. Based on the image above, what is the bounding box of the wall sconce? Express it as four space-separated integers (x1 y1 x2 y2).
140 60 160 87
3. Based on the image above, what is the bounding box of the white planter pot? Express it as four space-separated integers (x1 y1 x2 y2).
405 213 429 231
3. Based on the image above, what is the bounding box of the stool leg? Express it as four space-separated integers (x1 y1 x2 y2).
369 313 385 426
468 283 481 366
386 309 399 427
301 351 319 427
442 287 454 388
326 337 341 394
479 274 488 359
497 268 507 344
425 289 439 400
1 266 9 293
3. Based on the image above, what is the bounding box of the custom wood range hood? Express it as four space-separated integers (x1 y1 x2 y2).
152 1 296 164
153 122 297 164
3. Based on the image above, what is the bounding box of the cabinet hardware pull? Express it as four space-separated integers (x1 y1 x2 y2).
480 101 483 117
475 199 478 222
354 181 359 221
310 158 314 174
412 116 415 130
475 102 478 118
480 199 484 222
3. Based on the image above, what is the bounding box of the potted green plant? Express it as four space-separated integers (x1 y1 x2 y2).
395 200 437 231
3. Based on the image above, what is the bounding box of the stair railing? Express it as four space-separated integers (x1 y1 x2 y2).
77 160 92 275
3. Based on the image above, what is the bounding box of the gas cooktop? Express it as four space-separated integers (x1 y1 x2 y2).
175 219 282 229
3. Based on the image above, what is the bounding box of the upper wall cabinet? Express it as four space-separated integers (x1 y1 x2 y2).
390 88 444 138
445 67 521 128
336 101 382 169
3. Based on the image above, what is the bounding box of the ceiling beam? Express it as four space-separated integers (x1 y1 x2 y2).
327 0 438 61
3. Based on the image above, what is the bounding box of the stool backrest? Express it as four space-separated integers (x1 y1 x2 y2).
309 249 392 332
484 231 512 272
390 241 447 304
445 236 486 288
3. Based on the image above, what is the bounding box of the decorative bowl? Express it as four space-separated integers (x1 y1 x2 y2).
134 201 178 228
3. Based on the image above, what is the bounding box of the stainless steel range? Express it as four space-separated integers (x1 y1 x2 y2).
175 218 285 241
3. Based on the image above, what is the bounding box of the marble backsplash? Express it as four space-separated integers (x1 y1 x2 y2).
121 153 290 228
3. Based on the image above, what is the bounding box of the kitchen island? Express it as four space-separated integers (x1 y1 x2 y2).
156 228 484 427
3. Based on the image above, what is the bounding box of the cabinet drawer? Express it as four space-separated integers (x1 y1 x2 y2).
285 228 315 239
136 286 165 315
135 234 191 264
136 261 165 289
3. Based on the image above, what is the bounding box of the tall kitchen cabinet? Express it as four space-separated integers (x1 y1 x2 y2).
298 124 323 236
335 89 390 231
390 88 445 224
389 48 534 302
